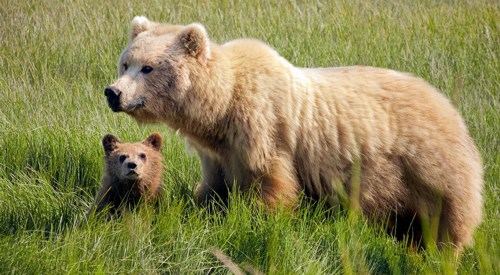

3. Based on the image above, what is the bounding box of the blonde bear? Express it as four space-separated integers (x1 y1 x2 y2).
104 17 483 251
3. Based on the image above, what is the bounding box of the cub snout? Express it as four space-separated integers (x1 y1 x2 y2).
121 157 142 179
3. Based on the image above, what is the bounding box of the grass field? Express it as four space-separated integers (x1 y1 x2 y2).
1 0 498 273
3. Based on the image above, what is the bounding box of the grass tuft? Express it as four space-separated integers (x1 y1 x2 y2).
0 0 498 273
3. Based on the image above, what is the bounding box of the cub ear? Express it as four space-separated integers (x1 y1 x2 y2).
178 23 211 60
102 134 120 156
130 16 151 41
143 132 163 151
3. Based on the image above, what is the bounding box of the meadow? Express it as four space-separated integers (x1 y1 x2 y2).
0 0 498 273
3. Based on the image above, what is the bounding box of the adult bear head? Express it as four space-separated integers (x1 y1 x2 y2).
105 16 233 128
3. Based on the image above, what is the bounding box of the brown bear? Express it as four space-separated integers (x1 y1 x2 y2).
88 132 163 217
103 16 483 251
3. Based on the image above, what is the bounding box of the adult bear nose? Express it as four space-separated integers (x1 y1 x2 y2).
104 86 121 98
104 86 122 112
127 162 137 169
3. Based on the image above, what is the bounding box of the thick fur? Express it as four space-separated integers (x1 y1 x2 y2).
105 17 483 251
88 132 164 217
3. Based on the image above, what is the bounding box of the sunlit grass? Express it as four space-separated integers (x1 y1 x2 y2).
0 0 498 273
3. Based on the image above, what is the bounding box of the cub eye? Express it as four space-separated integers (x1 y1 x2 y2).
123 63 128 71
119 155 127 163
139 153 147 160
141 66 153 74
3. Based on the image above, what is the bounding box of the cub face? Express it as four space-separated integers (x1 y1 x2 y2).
104 16 211 123
102 132 163 181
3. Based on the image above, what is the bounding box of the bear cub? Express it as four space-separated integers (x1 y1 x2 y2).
88 132 164 217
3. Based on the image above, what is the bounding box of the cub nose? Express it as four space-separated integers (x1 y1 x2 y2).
104 86 122 112
127 162 137 169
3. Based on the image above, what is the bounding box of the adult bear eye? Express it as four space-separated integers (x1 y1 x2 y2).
119 155 127 163
141 66 153 74
139 153 147 160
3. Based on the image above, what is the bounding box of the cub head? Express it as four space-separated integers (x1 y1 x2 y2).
104 16 213 124
102 132 163 181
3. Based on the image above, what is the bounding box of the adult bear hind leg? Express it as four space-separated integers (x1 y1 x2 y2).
402 144 482 252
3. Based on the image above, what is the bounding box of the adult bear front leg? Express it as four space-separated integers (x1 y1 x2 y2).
194 150 229 206
259 154 300 210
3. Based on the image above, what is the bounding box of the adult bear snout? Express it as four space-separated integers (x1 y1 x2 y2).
104 86 122 112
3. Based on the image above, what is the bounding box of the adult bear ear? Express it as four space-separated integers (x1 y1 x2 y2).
130 16 151 41
102 134 120 156
143 132 163 152
178 23 211 60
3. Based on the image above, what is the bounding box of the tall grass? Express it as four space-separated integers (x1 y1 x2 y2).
1 0 498 273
